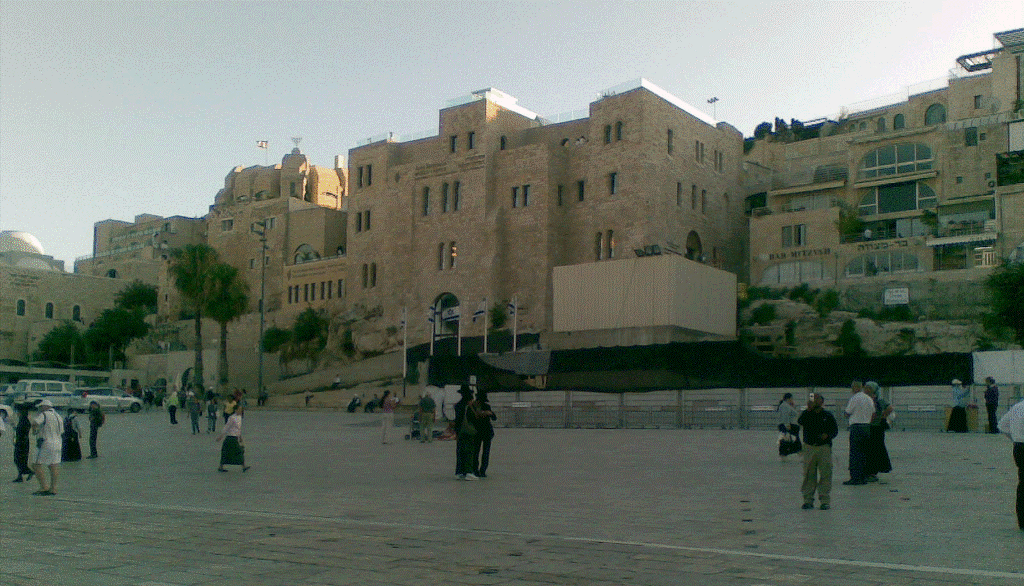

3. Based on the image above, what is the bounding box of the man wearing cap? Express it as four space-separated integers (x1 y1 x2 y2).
30 399 64 496
998 394 1024 531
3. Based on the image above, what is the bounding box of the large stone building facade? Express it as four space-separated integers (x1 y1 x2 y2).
744 29 1024 321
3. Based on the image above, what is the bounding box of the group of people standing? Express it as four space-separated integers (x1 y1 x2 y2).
453 385 497 481
0 399 104 497
948 377 1002 434
775 380 895 510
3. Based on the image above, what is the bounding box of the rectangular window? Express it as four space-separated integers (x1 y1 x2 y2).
249 259 255 269
795 224 806 246
577 180 585 201
676 182 682 206
609 172 618 195
667 129 673 153
288 286 293 304
974 95 983 109
221 219 233 231
615 121 623 141
290 182 296 197
338 279 345 297
695 140 700 162
606 229 615 259
327 280 332 299
365 164 372 186
304 283 309 302
700 142 705 163
557 184 564 206
265 217 276 229
604 125 612 144
442 183 450 212
701 189 706 213
965 127 978 147
364 210 371 230
782 225 793 248
691 185 697 209
370 263 377 287
453 181 460 211
362 264 368 288
357 166 364 188
422 187 430 215
522 184 530 206
449 242 457 268
450 135 457 153
355 212 362 232
320 282 325 299
438 242 445 270
467 132 475 149
511 186 520 208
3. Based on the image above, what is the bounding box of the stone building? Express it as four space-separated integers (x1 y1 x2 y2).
278 81 747 352
75 214 205 288
0 231 127 362
744 28 1024 320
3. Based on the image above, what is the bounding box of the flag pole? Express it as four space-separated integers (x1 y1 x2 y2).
457 313 462 357
512 295 518 353
429 307 434 357
483 296 489 354
402 306 408 397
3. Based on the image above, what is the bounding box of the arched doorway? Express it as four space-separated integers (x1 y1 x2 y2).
429 292 461 355
685 230 703 261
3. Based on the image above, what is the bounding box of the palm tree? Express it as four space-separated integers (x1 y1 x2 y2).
169 244 220 392
205 263 249 387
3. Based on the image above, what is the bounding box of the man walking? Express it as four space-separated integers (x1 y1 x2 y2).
30 400 63 496
998 395 1024 531
798 393 839 510
984 377 999 434
844 381 874 485
86 400 104 458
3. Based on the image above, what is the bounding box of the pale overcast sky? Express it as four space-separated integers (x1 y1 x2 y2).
1 1 1021 266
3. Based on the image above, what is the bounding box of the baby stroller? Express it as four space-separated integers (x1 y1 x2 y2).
404 412 421 441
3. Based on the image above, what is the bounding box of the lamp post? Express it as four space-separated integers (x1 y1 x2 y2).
251 220 268 398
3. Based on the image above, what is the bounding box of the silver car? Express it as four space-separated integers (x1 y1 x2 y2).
69 388 143 413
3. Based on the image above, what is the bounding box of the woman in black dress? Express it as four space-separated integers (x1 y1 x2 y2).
12 403 33 482
473 390 497 478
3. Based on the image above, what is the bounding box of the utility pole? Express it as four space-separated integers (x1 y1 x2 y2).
251 220 268 398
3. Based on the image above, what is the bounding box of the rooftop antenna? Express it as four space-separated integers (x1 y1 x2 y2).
707 97 719 119
291 136 302 152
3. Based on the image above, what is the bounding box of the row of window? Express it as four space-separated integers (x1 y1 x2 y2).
676 183 709 213
287 280 346 304
221 217 277 233
14 300 81 320
511 185 531 208
603 121 624 144
357 164 373 188
422 182 462 215
853 104 948 134
450 132 476 153
760 252 922 284
595 230 616 261
355 210 371 232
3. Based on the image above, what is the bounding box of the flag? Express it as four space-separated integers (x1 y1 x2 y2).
442 306 460 322
507 298 516 316
472 298 487 323
400 307 406 329
257 140 268 149
426 307 435 323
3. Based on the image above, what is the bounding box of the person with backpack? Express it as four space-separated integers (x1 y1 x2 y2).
87 401 104 459
31 400 63 496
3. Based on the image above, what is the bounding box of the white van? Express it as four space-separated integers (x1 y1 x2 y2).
3 380 76 409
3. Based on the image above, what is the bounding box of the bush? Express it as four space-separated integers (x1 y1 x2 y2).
836 319 864 357
814 290 840 317
750 303 777 325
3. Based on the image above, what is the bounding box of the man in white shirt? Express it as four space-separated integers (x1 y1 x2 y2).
30 399 64 496
843 383 876 485
997 397 1024 531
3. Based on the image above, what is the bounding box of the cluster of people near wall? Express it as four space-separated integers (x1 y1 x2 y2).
160 385 251 472
775 377 1024 530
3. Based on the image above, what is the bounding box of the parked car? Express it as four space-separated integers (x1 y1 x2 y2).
1 380 76 410
69 387 143 413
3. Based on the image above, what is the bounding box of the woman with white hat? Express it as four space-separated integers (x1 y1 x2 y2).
30 399 64 496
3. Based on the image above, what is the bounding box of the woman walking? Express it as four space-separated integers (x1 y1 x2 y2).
216 406 249 472
12 403 33 483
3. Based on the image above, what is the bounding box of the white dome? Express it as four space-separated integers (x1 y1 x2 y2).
0 231 45 255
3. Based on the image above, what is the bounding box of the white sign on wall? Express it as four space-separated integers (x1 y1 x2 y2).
884 287 910 306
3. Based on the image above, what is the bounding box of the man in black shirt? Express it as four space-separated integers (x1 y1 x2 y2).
797 393 839 510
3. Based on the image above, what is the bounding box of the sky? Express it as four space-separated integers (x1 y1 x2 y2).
1 1 1022 267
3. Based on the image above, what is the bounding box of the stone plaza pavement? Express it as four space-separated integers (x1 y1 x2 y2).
1 408 1021 586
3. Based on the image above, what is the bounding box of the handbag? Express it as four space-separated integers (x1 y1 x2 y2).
458 406 477 436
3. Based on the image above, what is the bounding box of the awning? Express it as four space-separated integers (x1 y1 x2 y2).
926 232 998 247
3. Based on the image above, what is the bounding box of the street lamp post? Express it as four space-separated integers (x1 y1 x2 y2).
251 221 268 397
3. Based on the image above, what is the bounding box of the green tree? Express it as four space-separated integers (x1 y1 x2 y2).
836 319 864 357
115 280 158 314
36 321 87 365
489 301 508 330
169 244 220 391
261 327 292 353
84 308 150 368
293 307 327 346
205 263 249 387
985 261 1024 346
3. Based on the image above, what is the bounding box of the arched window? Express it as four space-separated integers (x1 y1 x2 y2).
924 104 946 125
45 302 54 319
294 244 319 264
859 143 933 180
893 113 905 130
845 252 920 277
859 182 936 216
16 299 26 316
877 118 886 132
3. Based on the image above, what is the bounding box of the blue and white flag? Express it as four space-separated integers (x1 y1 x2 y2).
442 306 460 323
507 298 517 316
473 298 487 323
400 307 407 329
426 307 435 323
